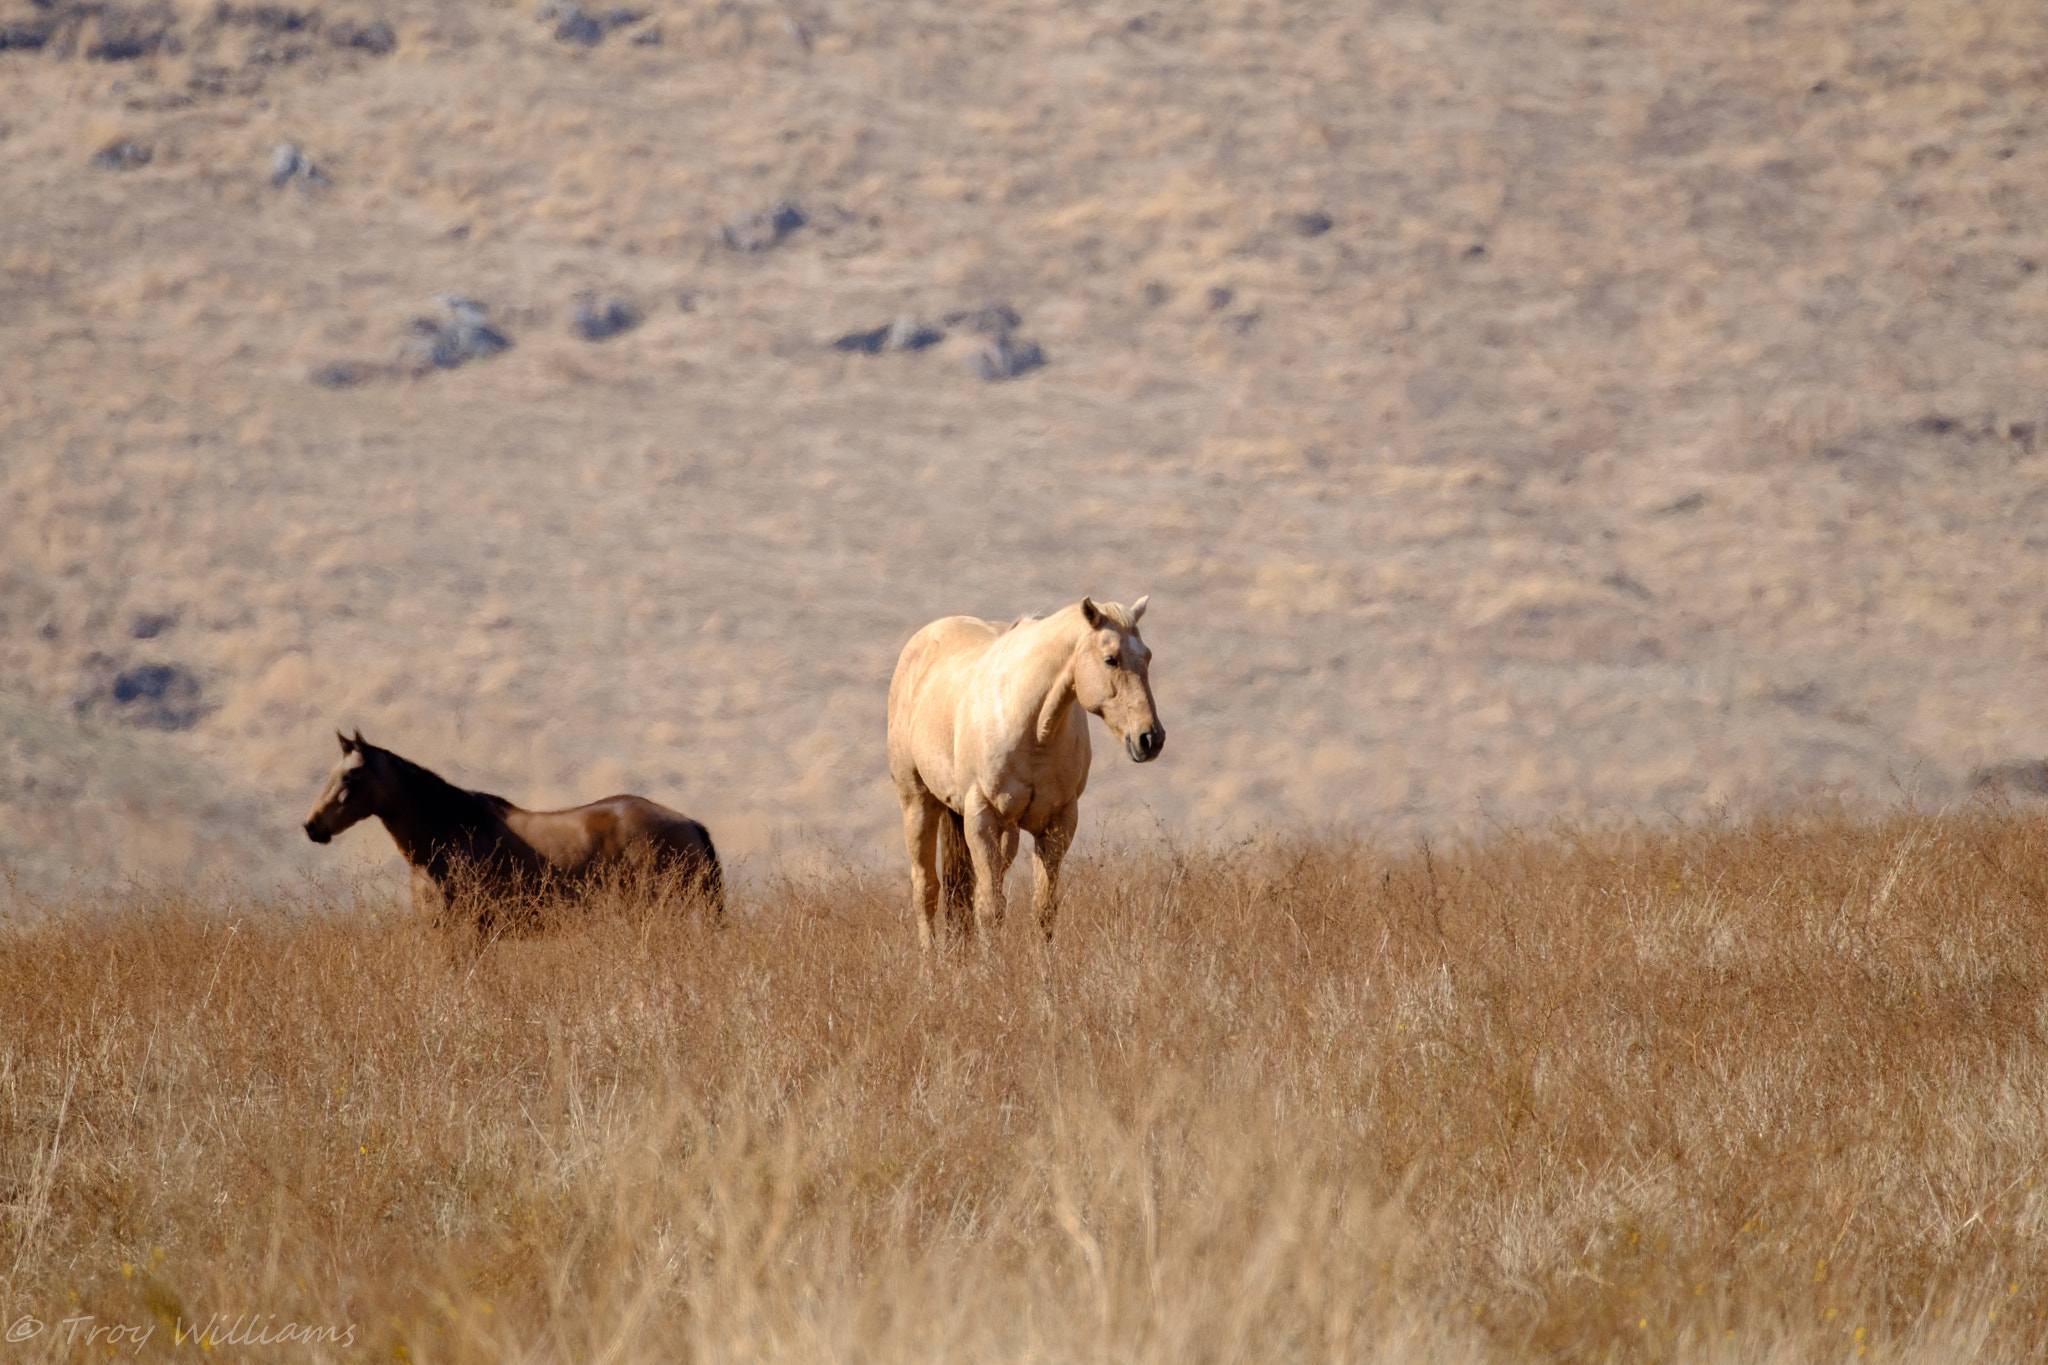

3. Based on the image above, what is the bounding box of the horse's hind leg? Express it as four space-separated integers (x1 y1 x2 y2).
697 843 726 922
662 828 725 922
939 805 975 941
901 791 945 951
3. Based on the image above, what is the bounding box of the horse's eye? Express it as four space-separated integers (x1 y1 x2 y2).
1104 655 1120 668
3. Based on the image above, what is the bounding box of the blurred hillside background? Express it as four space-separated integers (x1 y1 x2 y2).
2 0 2046 895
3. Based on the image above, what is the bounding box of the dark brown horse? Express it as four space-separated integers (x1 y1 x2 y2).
303 731 723 928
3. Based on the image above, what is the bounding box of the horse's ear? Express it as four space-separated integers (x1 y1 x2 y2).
1080 597 1103 628
337 730 355 754
1130 595 1149 624
352 728 366 749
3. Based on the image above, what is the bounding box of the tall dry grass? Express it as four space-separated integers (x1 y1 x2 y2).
5 807 2048 1362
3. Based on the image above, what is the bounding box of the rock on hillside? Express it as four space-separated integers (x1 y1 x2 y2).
3 0 2048 890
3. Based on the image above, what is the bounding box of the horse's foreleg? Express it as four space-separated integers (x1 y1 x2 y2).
1031 803 1079 941
997 825 1020 886
901 793 943 951
963 798 1010 939
411 865 448 927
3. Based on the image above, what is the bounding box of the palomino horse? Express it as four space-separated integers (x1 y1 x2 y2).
303 731 722 928
887 597 1165 947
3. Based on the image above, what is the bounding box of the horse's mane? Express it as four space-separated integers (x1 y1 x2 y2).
371 744 510 826
1005 601 1138 634
1090 600 1139 629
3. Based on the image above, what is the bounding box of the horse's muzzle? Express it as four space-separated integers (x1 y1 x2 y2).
304 820 331 844
1127 726 1166 763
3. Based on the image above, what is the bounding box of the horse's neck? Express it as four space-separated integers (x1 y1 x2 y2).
373 759 501 867
1005 615 1082 745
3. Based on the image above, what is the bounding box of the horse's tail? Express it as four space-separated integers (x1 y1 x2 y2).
939 804 975 937
697 830 726 922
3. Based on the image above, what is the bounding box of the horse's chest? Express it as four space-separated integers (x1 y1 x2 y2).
988 785 1034 822
990 739 1087 827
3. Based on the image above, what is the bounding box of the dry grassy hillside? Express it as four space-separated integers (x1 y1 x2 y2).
5 813 2048 1361
4 0 2048 891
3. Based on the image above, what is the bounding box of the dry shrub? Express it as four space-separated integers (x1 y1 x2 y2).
4 807 2047 1362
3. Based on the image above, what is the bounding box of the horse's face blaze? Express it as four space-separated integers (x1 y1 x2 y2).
1074 620 1164 763
304 748 376 841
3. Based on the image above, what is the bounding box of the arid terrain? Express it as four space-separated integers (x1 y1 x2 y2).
9 8 2048 1358
3 0 2048 896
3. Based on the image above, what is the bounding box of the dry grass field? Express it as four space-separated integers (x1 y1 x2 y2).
5 810 2048 1362
5 0 2048 892
8 7 2048 1356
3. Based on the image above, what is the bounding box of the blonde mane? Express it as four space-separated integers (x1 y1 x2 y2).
1088 600 1140 630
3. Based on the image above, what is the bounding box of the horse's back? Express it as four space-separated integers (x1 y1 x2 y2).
550 795 723 911
507 796 713 868
888 615 1004 795
580 795 716 863
891 616 1002 693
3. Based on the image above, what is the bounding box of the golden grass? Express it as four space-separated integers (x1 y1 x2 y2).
5 808 2047 1362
